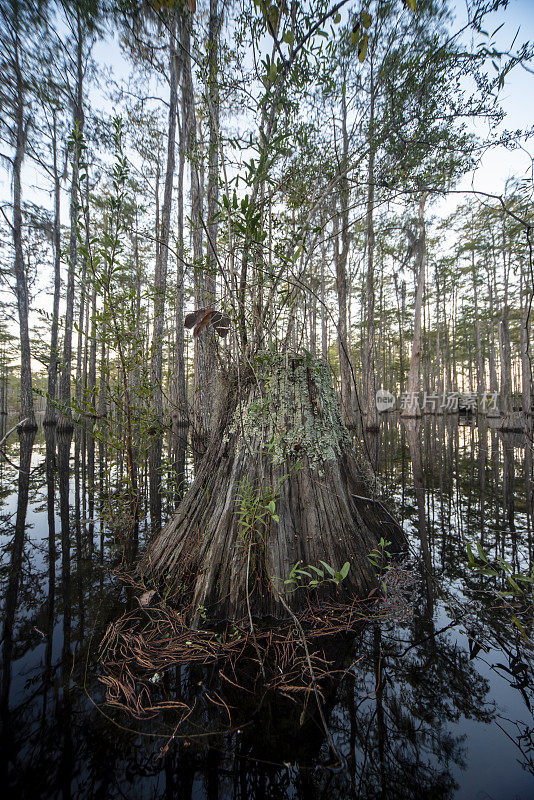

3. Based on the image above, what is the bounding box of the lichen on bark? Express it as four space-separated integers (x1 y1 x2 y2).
227 351 351 472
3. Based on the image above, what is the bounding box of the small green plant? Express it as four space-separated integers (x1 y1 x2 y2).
235 475 280 549
466 541 534 639
367 537 393 594
283 559 350 591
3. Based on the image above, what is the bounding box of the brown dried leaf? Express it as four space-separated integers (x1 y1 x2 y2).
139 590 156 607
193 308 216 337
211 312 231 337
185 307 231 337
184 309 203 329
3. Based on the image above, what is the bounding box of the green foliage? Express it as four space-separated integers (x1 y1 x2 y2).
466 541 534 640
235 475 281 549
283 559 351 591
367 537 393 593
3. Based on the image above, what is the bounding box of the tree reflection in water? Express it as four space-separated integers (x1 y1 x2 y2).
0 417 533 798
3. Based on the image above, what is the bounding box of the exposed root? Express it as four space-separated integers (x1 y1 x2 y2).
98 564 416 725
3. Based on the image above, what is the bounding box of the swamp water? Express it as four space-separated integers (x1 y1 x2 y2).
1 414 533 799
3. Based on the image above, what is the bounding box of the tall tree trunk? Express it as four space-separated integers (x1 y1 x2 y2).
487 279 498 396
12 11 35 429
190 0 221 440
44 111 62 425
149 14 180 532
471 244 485 399
58 14 84 432
499 309 513 414
334 85 354 427
174 84 188 420
520 259 532 421
403 193 428 417
86 277 97 553
320 233 328 361
206 0 220 295
364 61 377 431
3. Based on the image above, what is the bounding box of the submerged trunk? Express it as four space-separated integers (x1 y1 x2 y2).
142 353 404 623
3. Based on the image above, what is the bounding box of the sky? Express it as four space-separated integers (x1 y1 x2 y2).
451 0 534 197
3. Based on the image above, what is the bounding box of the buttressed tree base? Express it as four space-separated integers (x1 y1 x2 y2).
142 351 405 624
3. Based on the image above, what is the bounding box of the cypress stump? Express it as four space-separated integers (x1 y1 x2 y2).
141 352 405 622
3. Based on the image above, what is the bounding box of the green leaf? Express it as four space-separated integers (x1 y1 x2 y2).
333 13 341 24
308 565 325 578
282 31 293 45
358 33 368 62
466 543 475 566
319 560 336 578
476 543 488 562
339 561 350 580
295 569 312 578
360 11 372 28
267 4 279 35
511 614 527 640
268 500 276 514
507 576 525 594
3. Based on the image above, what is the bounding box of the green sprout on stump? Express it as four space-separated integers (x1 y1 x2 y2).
235 475 280 550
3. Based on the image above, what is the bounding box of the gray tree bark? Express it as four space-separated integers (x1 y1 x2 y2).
364 62 378 432
11 6 36 429
149 14 180 531
58 12 84 431
334 86 354 427
402 193 429 417
44 111 62 425
142 356 404 624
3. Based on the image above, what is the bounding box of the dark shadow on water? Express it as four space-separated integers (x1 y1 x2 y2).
0 417 534 798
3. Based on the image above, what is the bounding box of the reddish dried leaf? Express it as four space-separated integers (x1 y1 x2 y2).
193 308 216 337
185 307 231 337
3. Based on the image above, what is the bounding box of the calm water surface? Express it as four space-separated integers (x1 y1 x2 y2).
1 414 533 799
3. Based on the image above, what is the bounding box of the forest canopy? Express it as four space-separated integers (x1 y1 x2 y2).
0 0 532 585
